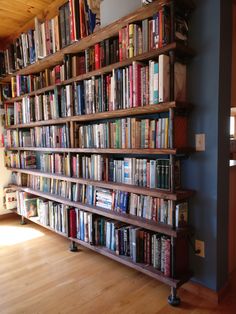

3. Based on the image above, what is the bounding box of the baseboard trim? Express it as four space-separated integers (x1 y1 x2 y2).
0 212 17 221
181 280 230 305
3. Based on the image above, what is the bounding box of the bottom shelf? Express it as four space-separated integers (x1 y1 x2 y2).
69 237 186 288
13 211 191 289
13 211 68 239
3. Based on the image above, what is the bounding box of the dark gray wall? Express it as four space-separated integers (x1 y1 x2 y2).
182 0 232 290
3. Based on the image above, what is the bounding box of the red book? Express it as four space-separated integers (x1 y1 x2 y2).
147 161 150 188
159 9 163 48
95 43 101 70
69 0 75 42
69 208 77 238
133 62 142 107
164 238 171 277
118 29 122 61
45 20 51 55
129 65 133 108
79 0 87 38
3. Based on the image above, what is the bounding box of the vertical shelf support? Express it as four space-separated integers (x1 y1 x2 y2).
69 240 78 252
20 215 26 225
168 287 181 306
170 154 175 193
70 121 75 148
167 237 181 306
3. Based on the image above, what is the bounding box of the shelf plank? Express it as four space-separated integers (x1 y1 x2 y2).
4 43 194 105
0 0 195 84
12 208 192 289
5 147 195 155
5 102 191 129
5 85 58 104
69 237 182 288
10 184 191 237
7 167 194 201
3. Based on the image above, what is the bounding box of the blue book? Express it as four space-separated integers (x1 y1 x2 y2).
77 84 85 115
80 211 84 241
28 29 36 64
111 223 115 251
153 62 159 104
122 192 129 214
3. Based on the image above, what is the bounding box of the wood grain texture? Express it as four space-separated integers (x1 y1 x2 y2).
7 167 194 201
5 102 191 129
6 147 195 155
0 0 59 41
10 184 190 237
0 216 235 314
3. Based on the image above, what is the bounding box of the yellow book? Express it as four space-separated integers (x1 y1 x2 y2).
165 118 169 149
129 24 134 58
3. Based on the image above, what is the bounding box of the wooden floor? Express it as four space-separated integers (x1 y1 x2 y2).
1 216 236 314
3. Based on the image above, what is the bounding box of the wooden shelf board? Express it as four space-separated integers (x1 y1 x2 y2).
0 18 194 84
5 147 195 155
13 210 69 238
12 208 192 289
5 85 58 104
5 102 191 129
7 167 194 201
4 42 194 106
69 237 183 288
10 185 191 237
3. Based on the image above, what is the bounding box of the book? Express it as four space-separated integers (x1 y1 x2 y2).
176 202 188 227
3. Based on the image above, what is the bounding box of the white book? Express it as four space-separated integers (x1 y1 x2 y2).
51 18 56 54
149 60 154 104
40 22 47 58
159 54 170 102
149 160 156 188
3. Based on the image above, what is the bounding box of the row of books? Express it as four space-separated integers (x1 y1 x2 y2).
5 151 180 191
69 208 172 274
118 6 188 61
71 155 175 189
5 114 186 149
15 189 178 276
5 151 36 169
1 3 188 77
2 0 95 75
23 173 187 225
16 191 68 235
6 56 186 128
78 117 186 149
5 125 69 148
11 67 61 98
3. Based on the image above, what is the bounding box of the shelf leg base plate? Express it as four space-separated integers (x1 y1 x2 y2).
70 241 78 252
168 295 180 307
168 287 180 306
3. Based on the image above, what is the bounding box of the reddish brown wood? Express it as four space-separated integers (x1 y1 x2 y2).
69 237 183 288
10 184 191 237
5 102 191 129
6 147 195 155
7 167 194 200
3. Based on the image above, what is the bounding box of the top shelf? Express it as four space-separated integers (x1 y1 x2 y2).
0 0 194 83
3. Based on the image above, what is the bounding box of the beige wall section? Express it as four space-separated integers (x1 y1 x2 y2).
0 116 11 215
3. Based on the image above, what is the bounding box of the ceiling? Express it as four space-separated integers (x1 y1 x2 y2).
0 0 57 41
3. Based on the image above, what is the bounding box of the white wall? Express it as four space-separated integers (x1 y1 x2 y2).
0 114 11 214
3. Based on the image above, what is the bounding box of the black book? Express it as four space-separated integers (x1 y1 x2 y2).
59 4 66 48
105 39 110 66
100 41 105 67
74 0 81 40
0 52 5 76
64 2 71 46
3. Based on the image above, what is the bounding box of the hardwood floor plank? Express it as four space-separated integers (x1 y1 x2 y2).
0 216 235 314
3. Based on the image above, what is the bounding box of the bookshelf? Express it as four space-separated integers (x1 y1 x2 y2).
1 0 195 306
